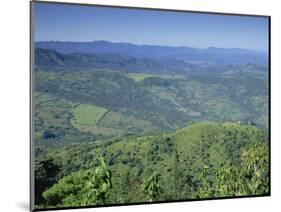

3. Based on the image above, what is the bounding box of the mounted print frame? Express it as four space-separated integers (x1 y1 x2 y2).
30 1 271 211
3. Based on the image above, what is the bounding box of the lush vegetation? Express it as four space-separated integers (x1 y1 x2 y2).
33 46 269 209
34 121 269 208
34 65 268 145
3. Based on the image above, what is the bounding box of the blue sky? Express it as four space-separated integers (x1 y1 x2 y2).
34 2 269 51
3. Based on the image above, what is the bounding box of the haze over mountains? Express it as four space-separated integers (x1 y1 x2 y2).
35 40 268 65
35 47 268 76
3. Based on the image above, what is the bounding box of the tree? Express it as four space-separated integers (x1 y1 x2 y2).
141 171 161 202
216 142 269 196
83 157 112 205
195 165 215 198
195 142 269 198
42 157 112 207
240 142 269 194
35 158 60 205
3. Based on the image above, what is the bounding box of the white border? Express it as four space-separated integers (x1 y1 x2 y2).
0 0 280 212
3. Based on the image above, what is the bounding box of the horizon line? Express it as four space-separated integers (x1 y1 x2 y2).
34 40 268 53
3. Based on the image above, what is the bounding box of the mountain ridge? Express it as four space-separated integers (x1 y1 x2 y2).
36 40 266 53
35 40 268 65
35 47 268 75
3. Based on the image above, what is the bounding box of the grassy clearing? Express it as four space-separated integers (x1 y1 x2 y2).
70 120 123 137
123 72 186 81
97 111 157 132
124 73 155 81
71 104 109 126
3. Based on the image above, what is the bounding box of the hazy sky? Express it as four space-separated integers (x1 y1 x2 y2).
34 2 269 51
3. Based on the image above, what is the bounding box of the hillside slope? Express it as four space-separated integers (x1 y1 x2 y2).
35 121 269 208
34 65 268 147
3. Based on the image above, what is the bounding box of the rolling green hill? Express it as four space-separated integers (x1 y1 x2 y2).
34 67 268 146
35 121 269 208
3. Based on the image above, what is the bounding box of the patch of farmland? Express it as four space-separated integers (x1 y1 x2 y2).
71 104 109 126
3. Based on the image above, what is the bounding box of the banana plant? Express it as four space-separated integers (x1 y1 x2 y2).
84 157 112 205
141 171 161 202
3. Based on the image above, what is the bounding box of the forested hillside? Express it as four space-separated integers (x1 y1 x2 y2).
34 50 268 146
33 45 269 209
35 122 269 208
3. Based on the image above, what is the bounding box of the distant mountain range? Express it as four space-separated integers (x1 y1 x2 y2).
35 48 195 73
35 47 268 75
35 40 268 65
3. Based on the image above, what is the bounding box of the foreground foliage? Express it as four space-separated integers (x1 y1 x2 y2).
196 142 269 198
41 157 112 207
35 122 269 209
141 171 162 202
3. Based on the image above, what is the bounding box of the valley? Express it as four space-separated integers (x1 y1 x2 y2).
33 43 269 209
